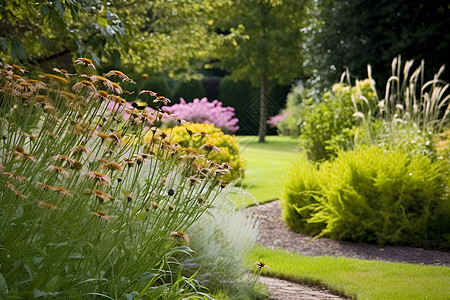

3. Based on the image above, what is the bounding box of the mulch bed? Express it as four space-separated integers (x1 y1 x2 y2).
246 200 450 266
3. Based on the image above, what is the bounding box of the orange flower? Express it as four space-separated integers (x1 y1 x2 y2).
139 90 157 97
91 190 114 202
102 161 123 172
255 262 271 270
37 201 58 210
39 73 69 85
92 211 111 220
52 67 73 79
200 144 221 153
45 165 69 178
153 96 171 105
70 145 92 156
6 182 27 198
105 70 133 82
85 171 111 185
72 80 97 94
170 231 190 246
75 58 96 69
37 182 73 196
2 172 27 182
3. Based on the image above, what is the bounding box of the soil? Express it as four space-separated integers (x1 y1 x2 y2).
246 200 450 300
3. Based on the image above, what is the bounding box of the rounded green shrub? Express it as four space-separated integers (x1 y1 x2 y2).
172 79 206 104
282 146 449 245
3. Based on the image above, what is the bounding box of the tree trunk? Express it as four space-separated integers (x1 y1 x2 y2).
258 75 268 143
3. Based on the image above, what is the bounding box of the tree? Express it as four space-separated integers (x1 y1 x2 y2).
212 0 311 142
313 0 450 86
0 0 216 77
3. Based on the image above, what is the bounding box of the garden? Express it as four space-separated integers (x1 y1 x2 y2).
1 1 449 299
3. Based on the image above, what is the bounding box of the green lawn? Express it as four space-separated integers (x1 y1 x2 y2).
249 246 450 300
236 136 450 299
235 135 299 207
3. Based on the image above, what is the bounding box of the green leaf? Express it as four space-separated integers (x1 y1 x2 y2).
0 37 9 52
54 0 65 14
41 4 50 15
10 39 26 61
97 16 108 27
0 273 8 297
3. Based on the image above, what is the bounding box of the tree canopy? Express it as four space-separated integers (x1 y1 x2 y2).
312 0 450 86
211 0 311 142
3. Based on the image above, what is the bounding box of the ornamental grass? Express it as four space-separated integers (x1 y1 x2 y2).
0 61 231 298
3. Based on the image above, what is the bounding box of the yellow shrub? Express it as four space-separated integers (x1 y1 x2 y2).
167 123 245 181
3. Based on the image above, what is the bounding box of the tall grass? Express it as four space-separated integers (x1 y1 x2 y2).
0 62 230 298
351 56 450 153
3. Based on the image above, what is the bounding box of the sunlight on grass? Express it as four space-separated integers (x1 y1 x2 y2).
248 246 450 300
235 135 300 207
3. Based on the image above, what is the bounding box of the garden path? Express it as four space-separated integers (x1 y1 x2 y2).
247 200 450 299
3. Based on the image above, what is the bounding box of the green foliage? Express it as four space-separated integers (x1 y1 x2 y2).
312 0 450 86
0 63 230 298
297 83 359 161
218 76 287 135
218 75 259 135
165 123 245 182
282 146 450 245
172 79 206 103
274 85 305 136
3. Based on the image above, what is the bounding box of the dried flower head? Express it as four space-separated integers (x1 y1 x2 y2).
91 190 114 202
102 161 123 172
72 80 97 94
39 73 69 85
45 165 69 178
6 182 27 198
170 231 190 246
37 201 58 210
255 262 271 270
2 172 27 182
153 96 171 105
92 211 111 220
105 70 133 82
85 171 111 185
75 58 96 69
70 145 92 156
52 68 73 78
200 144 221 153
139 90 158 97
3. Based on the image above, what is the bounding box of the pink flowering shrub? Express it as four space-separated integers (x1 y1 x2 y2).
163 97 239 133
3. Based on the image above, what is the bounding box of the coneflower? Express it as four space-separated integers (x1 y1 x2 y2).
74 58 96 69
70 145 92 156
169 231 190 246
85 171 111 185
37 201 58 210
255 262 271 270
6 182 27 198
45 165 69 178
92 211 111 220
91 190 114 202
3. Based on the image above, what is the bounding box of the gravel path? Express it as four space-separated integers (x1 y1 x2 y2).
247 200 450 266
247 200 450 299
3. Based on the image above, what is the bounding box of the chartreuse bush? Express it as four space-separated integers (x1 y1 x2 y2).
160 123 245 182
282 146 450 245
0 61 232 298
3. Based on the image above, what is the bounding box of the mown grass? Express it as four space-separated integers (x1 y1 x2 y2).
248 246 450 300
235 135 299 207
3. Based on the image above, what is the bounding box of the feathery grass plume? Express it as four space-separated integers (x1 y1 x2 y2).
0 60 230 298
